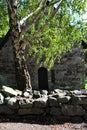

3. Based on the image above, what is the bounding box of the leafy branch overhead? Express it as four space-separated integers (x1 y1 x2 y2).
0 0 87 69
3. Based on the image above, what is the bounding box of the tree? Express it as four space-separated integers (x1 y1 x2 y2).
0 0 87 91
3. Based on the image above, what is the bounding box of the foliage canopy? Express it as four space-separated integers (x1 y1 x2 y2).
0 0 87 69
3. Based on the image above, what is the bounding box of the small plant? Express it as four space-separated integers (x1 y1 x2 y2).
84 78 87 90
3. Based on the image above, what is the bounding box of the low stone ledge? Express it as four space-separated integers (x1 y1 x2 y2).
0 86 87 118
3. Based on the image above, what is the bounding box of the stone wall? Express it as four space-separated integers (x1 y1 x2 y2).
0 86 87 122
53 44 85 90
0 39 85 90
27 43 85 90
0 39 16 87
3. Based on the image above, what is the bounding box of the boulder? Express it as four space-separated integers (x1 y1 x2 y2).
0 104 14 115
0 93 4 104
33 90 41 98
52 89 67 99
73 90 82 95
72 94 87 104
19 98 33 108
58 95 71 103
2 86 17 96
48 96 58 107
62 105 86 116
41 90 48 97
50 107 62 116
33 97 48 108
15 89 22 96
6 97 19 110
54 89 67 96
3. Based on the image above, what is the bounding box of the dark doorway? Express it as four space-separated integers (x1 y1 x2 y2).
38 67 48 90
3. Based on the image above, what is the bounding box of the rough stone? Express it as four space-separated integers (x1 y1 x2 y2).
19 98 33 108
82 105 87 111
71 116 83 123
15 89 22 96
33 97 48 108
58 95 71 103
50 107 62 116
33 90 41 98
62 105 86 116
23 91 31 98
0 93 4 104
2 86 17 96
73 90 82 95
54 89 66 96
7 97 19 110
41 90 48 97
72 94 87 104
18 108 32 115
81 90 87 95
18 108 44 115
48 96 58 107
0 104 14 115
52 89 67 99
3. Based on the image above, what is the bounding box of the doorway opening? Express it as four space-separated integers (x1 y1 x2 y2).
38 67 48 90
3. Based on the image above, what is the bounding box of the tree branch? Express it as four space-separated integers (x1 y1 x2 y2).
21 0 63 49
20 12 34 25
20 0 62 40
20 0 60 26
20 0 47 39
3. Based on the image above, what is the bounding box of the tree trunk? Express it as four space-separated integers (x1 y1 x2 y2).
13 45 32 91
7 0 32 91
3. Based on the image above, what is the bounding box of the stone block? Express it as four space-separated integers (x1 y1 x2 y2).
15 89 22 96
41 90 48 97
33 97 48 108
50 107 62 116
19 98 33 108
18 108 44 115
0 104 14 115
62 105 86 116
48 96 58 107
71 94 87 104
33 90 41 98
2 86 17 96
7 97 19 110
0 93 4 104
58 95 71 103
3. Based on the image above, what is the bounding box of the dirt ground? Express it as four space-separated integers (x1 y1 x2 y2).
0 116 87 130
0 122 87 130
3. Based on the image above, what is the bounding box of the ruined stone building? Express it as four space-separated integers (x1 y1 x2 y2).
0 37 86 90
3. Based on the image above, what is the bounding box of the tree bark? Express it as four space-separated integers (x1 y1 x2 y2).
13 46 32 91
6 0 32 91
